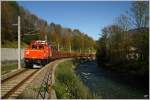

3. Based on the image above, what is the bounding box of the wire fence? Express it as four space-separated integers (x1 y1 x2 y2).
36 66 52 99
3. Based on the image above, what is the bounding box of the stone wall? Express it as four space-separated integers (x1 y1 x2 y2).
1 48 25 61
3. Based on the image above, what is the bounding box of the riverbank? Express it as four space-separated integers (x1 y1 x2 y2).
75 60 148 99
53 59 96 99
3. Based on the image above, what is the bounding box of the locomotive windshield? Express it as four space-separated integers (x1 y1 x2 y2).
32 45 37 49
32 45 44 49
39 45 44 49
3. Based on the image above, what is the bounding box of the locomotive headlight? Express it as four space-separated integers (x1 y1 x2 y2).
26 51 29 55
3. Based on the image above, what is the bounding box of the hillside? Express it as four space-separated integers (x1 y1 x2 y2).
2 1 96 52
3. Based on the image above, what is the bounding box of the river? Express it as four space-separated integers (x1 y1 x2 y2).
75 60 149 99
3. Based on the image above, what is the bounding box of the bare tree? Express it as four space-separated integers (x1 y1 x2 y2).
115 14 131 31
115 14 132 58
129 1 149 28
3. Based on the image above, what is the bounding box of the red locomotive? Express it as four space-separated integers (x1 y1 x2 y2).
24 40 52 68
24 40 94 68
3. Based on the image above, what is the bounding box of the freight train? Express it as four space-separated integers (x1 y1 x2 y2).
24 40 94 68
24 40 75 68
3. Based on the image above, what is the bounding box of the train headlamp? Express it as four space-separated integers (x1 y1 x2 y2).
26 51 29 55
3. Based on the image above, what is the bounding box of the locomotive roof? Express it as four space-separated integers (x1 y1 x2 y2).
31 40 48 45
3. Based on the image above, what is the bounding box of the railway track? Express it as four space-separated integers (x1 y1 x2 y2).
1 68 39 99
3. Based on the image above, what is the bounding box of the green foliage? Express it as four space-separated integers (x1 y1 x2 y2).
96 1 149 78
54 60 94 99
1 1 19 42
2 1 96 52
48 24 96 52
1 63 18 75
1 40 28 48
22 33 41 44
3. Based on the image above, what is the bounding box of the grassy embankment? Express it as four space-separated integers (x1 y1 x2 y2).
53 60 96 99
2 40 28 48
2 61 25 75
1 63 18 75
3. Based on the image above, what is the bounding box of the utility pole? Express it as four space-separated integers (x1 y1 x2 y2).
88 48 91 54
45 33 47 41
57 43 60 51
12 16 21 69
69 42 72 53
18 16 21 69
80 48 81 53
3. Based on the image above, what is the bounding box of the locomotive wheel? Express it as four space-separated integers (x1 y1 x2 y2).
25 62 33 68
41 60 47 66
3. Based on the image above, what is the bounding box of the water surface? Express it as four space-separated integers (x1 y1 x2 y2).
75 61 148 99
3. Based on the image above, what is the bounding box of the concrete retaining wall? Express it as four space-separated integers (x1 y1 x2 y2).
1 48 25 61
